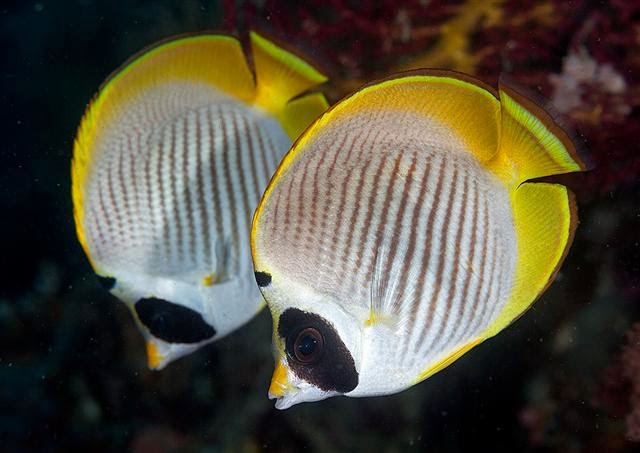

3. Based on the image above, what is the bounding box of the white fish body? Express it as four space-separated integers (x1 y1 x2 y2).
72 32 328 368
251 72 586 408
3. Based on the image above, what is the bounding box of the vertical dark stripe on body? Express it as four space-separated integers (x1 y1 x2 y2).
183 115 196 262
97 168 113 239
400 157 445 354
157 131 170 254
271 189 283 237
243 114 261 202
461 197 494 339
293 150 313 243
127 135 141 240
367 152 404 286
447 178 480 347
340 130 384 276
354 152 389 272
281 176 295 237
107 152 122 239
382 151 417 313
221 107 239 254
169 121 183 261
143 139 155 250
231 111 251 237
207 107 224 251
484 233 509 326
195 110 211 265
252 120 271 187
428 167 469 352
264 126 280 170
308 133 342 254
117 141 132 238
475 228 500 332
90 205 107 245
415 164 460 355
326 132 361 264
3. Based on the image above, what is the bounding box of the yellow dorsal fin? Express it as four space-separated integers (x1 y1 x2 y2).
253 71 503 257
249 31 329 138
482 182 577 338
487 81 587 186
72 34 256 258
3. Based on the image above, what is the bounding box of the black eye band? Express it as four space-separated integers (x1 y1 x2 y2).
278 308 358 393
135 297 216 344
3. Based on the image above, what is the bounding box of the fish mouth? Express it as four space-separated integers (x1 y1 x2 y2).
270 392 299 410
268 360 300 409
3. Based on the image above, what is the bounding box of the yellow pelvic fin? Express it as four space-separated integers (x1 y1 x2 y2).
146 341 164 370
414 337 483 384
487 81 586 186
72 34 256 263
482 182 577 338
249 31 328 138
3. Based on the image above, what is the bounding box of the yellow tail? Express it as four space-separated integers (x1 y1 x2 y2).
482 81 587 338
249 31 329 139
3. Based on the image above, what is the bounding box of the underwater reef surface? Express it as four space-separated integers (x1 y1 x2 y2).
0 0 638 451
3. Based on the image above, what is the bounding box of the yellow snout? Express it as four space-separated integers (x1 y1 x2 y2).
268 361 291 398
146 341 165 370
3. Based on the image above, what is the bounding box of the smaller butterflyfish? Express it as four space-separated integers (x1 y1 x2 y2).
251 70 588 409
71 31 329 369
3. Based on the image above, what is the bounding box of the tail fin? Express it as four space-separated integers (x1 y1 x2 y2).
481 80 587 339
249 31 329 139
489 79 588 187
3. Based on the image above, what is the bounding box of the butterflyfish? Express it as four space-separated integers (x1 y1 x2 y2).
251 70 587 409
71 31 329 369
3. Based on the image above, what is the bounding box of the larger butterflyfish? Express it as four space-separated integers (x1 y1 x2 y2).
71 31 328 369
251 70 587 409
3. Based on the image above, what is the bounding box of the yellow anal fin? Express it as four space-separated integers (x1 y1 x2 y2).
414 337 483 384
488 82 586 186
249 31 328 136
482 182 577 338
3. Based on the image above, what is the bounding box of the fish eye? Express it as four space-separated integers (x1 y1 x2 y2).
289 327 324 364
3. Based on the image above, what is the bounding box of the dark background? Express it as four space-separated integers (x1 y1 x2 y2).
1 1 639 451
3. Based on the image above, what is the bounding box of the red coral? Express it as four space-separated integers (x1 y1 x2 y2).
223 1 639 197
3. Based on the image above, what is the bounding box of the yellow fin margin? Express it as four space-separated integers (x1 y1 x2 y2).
482 182 577 338
74 32 329 269
414 337 483 384
487 82 585 186
249 31 328 134
252 71 502 264
72 34 256 264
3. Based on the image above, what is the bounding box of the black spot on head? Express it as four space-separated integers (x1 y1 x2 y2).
254 271 272 287
278 308 358 393
135 297 216 344
96 275 116 291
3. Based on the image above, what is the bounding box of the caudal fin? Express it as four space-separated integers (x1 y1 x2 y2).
249 31 329 139
488 79 588 186
481 80 587 338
